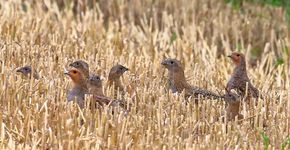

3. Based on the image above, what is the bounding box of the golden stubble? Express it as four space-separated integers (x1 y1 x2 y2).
0 0 289 149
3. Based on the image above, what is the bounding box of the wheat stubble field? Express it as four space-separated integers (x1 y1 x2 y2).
0 0 289 149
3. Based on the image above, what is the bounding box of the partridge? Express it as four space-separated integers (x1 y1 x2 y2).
221 89 243 121
108 64 129 97
88 74 130 110
16 66 39 79
69 60 90 79
226 52 261 101
65 68 88 108
161 58 221 100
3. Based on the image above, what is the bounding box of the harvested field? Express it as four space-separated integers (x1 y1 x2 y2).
0 0 289 149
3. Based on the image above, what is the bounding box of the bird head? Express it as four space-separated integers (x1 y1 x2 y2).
69 60 89 78
228 52 245 66
161 58 183 72
16 66 32 76
64 68 85 84
109 65 129 78
17 66 40 79
88 74 103 88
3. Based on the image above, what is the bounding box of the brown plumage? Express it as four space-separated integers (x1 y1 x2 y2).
65 68 88 108
87 74 104 96
161 58 243 120
69 60 90 79
108 64 129 97
161 58 222 100
226 52 261 101
221 89 243 121
16 66 39 79
88 73 130 110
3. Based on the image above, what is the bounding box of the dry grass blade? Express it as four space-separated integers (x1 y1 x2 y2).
0 0 289 149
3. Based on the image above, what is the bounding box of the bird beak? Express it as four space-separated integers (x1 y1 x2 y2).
161 61 166 66
16 69 22 73
227 55 232 58
124 67 129 71
64 69 69 75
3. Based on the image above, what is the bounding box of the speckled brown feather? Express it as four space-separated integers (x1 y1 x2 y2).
161 57 244 120
161 58 222 101
226 52 261 102
88 73 130 111
221 90 243 121
108 65 129 98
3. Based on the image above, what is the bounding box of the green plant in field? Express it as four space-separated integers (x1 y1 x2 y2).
275 57 284 66
236 43 243 51
170 32 177 44
250 48 263 59
261 132 270 150
282 138 290 150
225 0 290 25
282 46 289 56
224 0 243 9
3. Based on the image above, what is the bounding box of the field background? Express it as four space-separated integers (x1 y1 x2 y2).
0 0 289 149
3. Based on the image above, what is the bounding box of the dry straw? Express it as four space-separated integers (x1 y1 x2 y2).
0 0 289 149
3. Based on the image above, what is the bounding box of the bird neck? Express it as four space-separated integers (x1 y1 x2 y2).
168 69 191 93
89 86 104 96
72 80 88 92
233 59 247 76
71 86 85 94
108 75 122 87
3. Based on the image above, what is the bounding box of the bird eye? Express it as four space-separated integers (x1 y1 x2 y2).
24 68 29 71
72 70 77 74
236 54 240 57
170 61 174 64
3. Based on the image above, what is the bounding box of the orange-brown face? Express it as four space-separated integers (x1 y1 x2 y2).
69 60 89 78
228 52 244 65
65 68 83 84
